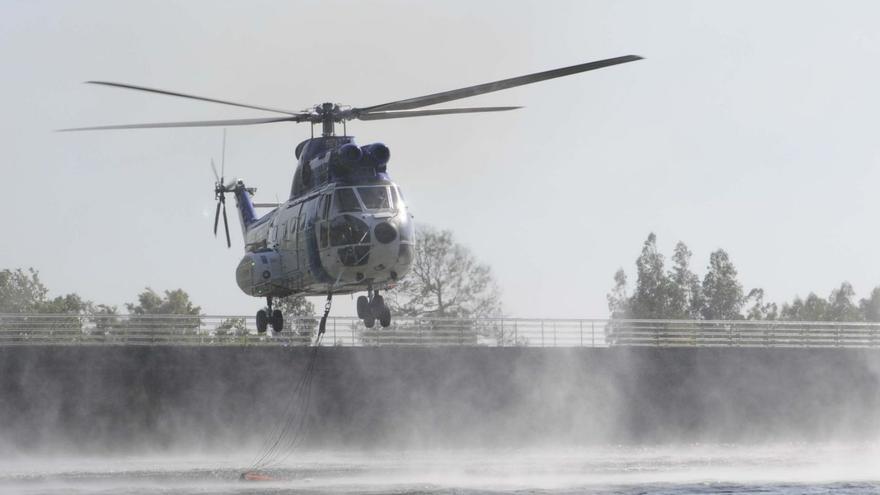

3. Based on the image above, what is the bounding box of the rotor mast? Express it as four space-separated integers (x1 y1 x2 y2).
320 102 337 137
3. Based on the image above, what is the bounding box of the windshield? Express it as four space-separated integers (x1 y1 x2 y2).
334 188 361 213
357 186 391 210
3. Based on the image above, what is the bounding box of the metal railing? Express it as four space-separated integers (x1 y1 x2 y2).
0 314 878 348
607 319 880 348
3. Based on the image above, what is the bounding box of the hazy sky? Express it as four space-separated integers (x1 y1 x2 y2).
2 0 879 317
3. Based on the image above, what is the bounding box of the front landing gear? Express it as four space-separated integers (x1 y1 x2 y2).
357 290 391 328
256 297 283 333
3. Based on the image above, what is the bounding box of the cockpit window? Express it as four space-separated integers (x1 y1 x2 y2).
390 187 400 209
334 188 361 213
357 186 391 210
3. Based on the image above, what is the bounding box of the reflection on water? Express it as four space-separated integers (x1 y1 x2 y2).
1 444 879 494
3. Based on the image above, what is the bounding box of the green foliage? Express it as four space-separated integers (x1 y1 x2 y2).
609 235 749 320
0 267 92 315
630 233 670 319
606 269 630 318
669 242 702 319
275 295 316 339
827 282 862 322
860 287 880 322
0 268 49 313
700 250 744 320
390 226 501 318
125 287 201 335
215 317 248 336
125 288 200 315
275 295 315 318
779 282 866 322
744 288 778 320
781 294 828 321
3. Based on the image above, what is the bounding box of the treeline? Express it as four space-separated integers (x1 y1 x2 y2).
0 268 201 316
608 233 880 322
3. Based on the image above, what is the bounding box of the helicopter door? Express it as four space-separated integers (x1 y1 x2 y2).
291 202 303 271
317 193 332 250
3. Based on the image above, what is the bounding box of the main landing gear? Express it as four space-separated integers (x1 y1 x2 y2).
357 289 391 328
256 297 283 333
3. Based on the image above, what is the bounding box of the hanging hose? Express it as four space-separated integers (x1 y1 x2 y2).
245 330 324 474
244 294 334 476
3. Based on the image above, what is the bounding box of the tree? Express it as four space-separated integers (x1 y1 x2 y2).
39 293 92 315
215 317 248 337
826 282 861 322
390 226 501 318
125 288 200 315
275 295 315 318
700 249 744 320
860 287 880 322
0 268 49 313
275 295 316 340
668 241 702 319
629 233 670 319
744 288 778 320
126 287 201 335
781 293 828 321
606 268 630 318
0 267 97 336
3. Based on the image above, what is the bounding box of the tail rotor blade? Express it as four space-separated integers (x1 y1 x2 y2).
211 158 220 182
213 200 222 236
222 201 231 248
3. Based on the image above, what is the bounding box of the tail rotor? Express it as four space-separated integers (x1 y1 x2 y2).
212 129 231 248
212 159 232 248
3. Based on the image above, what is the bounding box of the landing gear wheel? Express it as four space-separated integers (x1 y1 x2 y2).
364 316 376 329
379 306 391 328
356 296 369 319
271 309 283 333
256 309 268 333
370 294 385 314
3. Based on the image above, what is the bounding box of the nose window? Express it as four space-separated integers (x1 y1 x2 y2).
334 188 361 213
329 215 371 247
357 186 391 210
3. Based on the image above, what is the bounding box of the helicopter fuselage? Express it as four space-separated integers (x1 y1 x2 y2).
231 135 415 299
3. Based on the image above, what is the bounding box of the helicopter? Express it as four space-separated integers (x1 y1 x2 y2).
61 54 642 334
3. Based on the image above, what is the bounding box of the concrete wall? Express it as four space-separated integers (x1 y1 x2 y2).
1 346 879 454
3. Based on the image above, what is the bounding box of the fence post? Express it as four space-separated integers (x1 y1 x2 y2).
500 318 504 347
541 320 544 348
514 320 518 345
592 321 596 347
579 320 583 347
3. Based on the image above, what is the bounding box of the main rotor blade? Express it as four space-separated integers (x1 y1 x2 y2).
356 106 522 121
359 55 643 113
57 116 301 132
222 201 231 248
87 81 302 116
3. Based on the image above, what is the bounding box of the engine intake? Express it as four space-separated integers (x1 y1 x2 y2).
360 143 390 172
